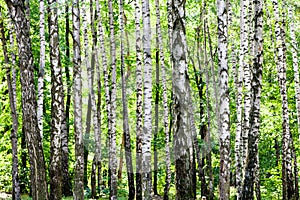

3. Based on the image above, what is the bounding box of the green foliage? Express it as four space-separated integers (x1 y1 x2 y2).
0 0 300 198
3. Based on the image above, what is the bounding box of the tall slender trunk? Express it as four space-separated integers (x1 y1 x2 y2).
142 0 153 198
217 0 230 199
72 0 84 198
37 0 45 141
272 1 294 199
0 16 21 200
242 0 263 198
94 0 103 191
5 0 49 198
188 52 207 198
204 21 213 200
48 0 63 197
108 0 118 197
119 0 135 198
62 4 72 197
172 0 194 198
235 1 248 197
81 1 100 198
134 0 143 197
153 34 159 196
154 0 171 197
95 0 109 191
81 0 91 189
195 23 209 199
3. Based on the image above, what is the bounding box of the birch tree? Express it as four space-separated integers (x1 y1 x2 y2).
154 0 171 198
81 1 101 198
119 0 135 198
242 0 263 198
272 1 294 199
61 3 72 196
217 0 230 198
142 0 153 198
0 17 21 200
72 0 84 197
133 0 143 197
37 0 45 141
172 0 194 198
108 0 118 197
48 0 63 197
4 0 49 198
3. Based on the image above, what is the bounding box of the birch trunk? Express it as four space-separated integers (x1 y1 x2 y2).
154 0 171 197
62 4 72 196
204 21 213 200
90 0 100 196
95 0 110 154
217 0 230 199
141 0 153 198
72 0 84 197
81 2 100 198
235 1 247 197
272 1 294 199
153 39 159 195
5 0 49 198
119 0 135 198
37 0 45 141
242 0 263 198
241 0 252 181
172 0 194 198
0 18 21 200
108 0 118 197
133 0 143 197
94 0 103 190
48 0 63 197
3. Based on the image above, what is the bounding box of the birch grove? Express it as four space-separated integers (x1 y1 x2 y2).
1 0 300 199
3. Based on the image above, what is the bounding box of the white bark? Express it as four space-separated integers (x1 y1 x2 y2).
134 0 143 197
37 0 45 141
72 0 84 198
141 0 152 198
272 1 294 199
108 0 118 198
217 0 230 199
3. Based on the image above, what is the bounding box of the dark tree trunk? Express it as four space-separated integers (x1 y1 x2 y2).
62 4 72 197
